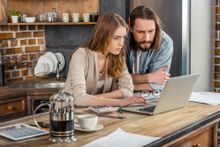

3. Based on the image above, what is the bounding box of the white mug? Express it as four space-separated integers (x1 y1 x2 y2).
62 13 69 22
83 13 90 22
77 114 98 129
72 13 80 23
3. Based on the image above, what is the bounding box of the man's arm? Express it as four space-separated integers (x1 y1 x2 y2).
133 83 153 91
132 66 170 84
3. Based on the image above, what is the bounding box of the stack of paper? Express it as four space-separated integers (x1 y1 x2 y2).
84 128 160 147
189 92 220 105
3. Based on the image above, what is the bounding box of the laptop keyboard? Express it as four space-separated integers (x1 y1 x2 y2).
139 105 156 112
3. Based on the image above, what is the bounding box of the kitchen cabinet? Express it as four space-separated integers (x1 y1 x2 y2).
170 125 216 147
0 95 27 122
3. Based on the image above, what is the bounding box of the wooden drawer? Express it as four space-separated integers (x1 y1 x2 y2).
0 97 26 121
173 127 214 147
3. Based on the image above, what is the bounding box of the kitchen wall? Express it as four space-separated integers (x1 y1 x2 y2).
0 0 128 83
0 25 45 82
216 0 220 92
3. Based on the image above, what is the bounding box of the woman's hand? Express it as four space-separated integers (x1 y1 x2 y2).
121 96 146 106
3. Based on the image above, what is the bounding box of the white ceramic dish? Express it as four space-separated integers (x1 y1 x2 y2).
34 62 51 76
74 123 103 132
25 17 36 23
37 55 54 73
45 52 58 73
55 52 65 71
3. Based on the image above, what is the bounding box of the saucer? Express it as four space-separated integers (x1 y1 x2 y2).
74 124 104 132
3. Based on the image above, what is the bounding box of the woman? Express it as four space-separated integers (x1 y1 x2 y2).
64 13 146 106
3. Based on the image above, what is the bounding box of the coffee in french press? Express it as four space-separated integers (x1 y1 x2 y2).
49 91 77 143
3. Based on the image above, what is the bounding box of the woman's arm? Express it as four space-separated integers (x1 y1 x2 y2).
88 95 146 106
96 89 123 99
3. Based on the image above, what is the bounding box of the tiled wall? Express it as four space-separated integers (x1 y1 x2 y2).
0 25 45 82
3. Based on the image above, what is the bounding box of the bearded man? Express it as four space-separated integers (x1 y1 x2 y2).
126 6 174 91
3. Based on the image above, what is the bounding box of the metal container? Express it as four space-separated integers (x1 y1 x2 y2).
49 91 76 143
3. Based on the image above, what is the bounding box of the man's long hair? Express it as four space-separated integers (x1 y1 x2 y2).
129 6 162 50
84 13 128 77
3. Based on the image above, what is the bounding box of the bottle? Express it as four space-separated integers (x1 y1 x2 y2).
52 8 58 22
0 52 5 86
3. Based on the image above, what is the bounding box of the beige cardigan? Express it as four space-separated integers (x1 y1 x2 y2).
64 48 134 106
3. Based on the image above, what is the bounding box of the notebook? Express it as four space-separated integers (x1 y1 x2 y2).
121 73 200 115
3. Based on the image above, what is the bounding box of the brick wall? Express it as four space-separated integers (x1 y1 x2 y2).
216 0 220 92
0 25 45 83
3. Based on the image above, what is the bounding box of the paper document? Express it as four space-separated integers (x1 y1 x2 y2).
189 92 220 106
84 128 160 147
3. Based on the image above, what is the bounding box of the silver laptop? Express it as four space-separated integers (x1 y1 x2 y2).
121 73 200 115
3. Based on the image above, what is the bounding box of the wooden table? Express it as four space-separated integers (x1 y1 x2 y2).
0 102 220 147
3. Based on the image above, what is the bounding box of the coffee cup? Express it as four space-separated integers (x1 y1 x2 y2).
90 13 98 22
62 13 69 22
72 13 80 23
83 13 90 22
77 114 98 129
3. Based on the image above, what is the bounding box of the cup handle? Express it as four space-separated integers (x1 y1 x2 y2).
33 103 50 129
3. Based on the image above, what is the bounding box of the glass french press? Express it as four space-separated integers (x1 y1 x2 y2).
34 90 77 143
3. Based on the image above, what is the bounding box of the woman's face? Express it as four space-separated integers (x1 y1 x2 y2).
107 26 127 55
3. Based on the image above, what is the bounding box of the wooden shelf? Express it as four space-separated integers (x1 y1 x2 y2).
7 22 96 26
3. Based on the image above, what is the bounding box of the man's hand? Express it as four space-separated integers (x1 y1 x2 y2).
148 66 170 85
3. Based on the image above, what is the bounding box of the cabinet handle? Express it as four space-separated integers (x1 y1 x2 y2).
7 106 13 111
192 144 201 147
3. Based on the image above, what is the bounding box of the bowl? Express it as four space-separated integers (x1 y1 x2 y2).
25 17 36 23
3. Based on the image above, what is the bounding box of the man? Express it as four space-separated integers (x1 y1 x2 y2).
126 6 174 91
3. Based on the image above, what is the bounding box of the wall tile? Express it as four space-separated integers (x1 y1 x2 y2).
28 39 36 45
215 49 220 55
9 26 18 31
5 47 22 55
19 26 27 31
25 46 41 53
1 26 10 31
20 39 27 46
0 33 13 39
33 31 44 37
16 32 32 38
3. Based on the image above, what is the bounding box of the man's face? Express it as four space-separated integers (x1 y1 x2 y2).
130 18 156 51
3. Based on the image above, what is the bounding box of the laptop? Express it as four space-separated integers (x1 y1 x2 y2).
121 73 200 115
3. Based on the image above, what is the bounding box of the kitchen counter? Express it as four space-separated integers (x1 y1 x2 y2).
0 79 65 121
0 102 219 146
0 87 26 100
3 78 65 96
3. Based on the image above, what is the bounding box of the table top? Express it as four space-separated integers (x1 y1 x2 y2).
0 102 220 146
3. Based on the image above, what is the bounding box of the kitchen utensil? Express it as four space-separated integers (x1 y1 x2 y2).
33 91 77 143
25 17 36 23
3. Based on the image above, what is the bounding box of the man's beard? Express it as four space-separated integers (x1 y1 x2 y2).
136 41 153 51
